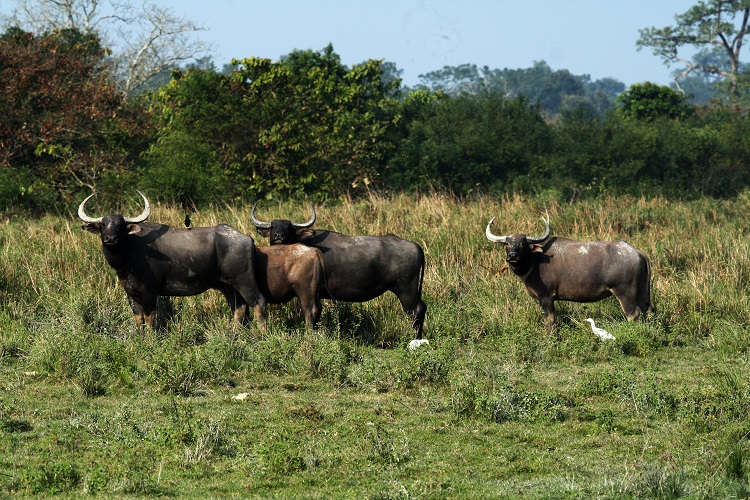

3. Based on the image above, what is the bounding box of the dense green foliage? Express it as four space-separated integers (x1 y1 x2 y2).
2 194 750 496
2 25 750 210
385 93 552 193
0 29 750 212
148 45 401 201
0 27 152 211
615 82 694 122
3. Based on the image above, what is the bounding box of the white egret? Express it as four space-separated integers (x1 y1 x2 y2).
586 318 616 340
408 339 430 351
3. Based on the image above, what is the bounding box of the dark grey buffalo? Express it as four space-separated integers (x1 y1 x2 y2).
251 203 427 339
254 244 325 329
79 191 267 330
485 217 653 327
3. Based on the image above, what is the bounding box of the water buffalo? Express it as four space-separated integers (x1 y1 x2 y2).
250 203 427 339
79 191 267 330
485 216 653 327
254 244 325 329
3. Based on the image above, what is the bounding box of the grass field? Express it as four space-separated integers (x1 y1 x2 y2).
2 192 750 498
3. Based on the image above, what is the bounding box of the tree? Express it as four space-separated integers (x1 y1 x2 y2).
667 48 723 104
2 0 212 98
0 27 150 208
616 82 693 122
415 61 623 117
637 0 750 99
417 63 484 94
380 60 404 96
386 92 552 194
150 45 402 199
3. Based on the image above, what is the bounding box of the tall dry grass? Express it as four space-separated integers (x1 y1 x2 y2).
4 192 750 497
2 191 750 347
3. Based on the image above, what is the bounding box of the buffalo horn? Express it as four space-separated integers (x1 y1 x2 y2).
79 191 150 224
485 217 507 244
526 217 551 244
123 190 151 223
292 203 316 229
251 202 316 229
77 193 102 224
250 202 272 229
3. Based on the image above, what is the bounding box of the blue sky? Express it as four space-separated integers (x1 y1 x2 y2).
166 0 698 87
1 0 700 87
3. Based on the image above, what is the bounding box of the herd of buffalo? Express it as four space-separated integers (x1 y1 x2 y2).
78 191 653 338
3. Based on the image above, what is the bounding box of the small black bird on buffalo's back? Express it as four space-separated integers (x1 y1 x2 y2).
78 191 267 331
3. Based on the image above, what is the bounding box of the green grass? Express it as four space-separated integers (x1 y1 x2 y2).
2 192 750 497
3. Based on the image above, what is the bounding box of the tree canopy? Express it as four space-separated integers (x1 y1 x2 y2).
2 0 212 98
0 27 150 208
147 45 402 200
638 0 750 101
414 61 625 117
5 1 750 212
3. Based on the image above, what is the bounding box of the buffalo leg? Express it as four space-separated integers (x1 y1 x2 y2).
297 295 322 330
252 303 267 331
217 285 250 325
398 295 427 339
133 312 146 330
637 287 654 317
222 283 267 331
613 290 641 321
538 297 556 328
238 287 267 332
411 299 427 339
131 295 156 331
143 311 156 329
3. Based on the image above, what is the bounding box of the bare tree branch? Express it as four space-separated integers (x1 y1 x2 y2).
2 0 214 98
638 0 750 97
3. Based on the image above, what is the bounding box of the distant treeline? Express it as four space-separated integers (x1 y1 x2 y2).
1 28 747 213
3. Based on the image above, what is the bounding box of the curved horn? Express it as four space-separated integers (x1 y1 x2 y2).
77 193 102 224
291 202 316 229
250 202 272 229
526 217 551 244
123 190 151 224
485 217 507 244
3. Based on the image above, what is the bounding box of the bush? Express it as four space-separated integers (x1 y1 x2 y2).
387 93 552 193
142 131 228 208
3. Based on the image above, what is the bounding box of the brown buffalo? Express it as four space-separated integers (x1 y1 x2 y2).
254 244 326 329
486 217 653 327
251 203 427 339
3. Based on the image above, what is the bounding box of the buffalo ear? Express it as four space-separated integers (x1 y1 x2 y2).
82 223 102 234
296 228 314 239
256 227 271 237
127 224 143 235
531 245 544 254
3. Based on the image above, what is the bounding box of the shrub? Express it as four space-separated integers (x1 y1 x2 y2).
142 131 228 208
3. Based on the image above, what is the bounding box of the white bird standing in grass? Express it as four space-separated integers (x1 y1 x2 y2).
408 339 430 351
586 318 616 340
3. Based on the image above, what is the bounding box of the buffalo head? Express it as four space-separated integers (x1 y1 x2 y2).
485 217 550 269
250 202 316 245
78 190 151 246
